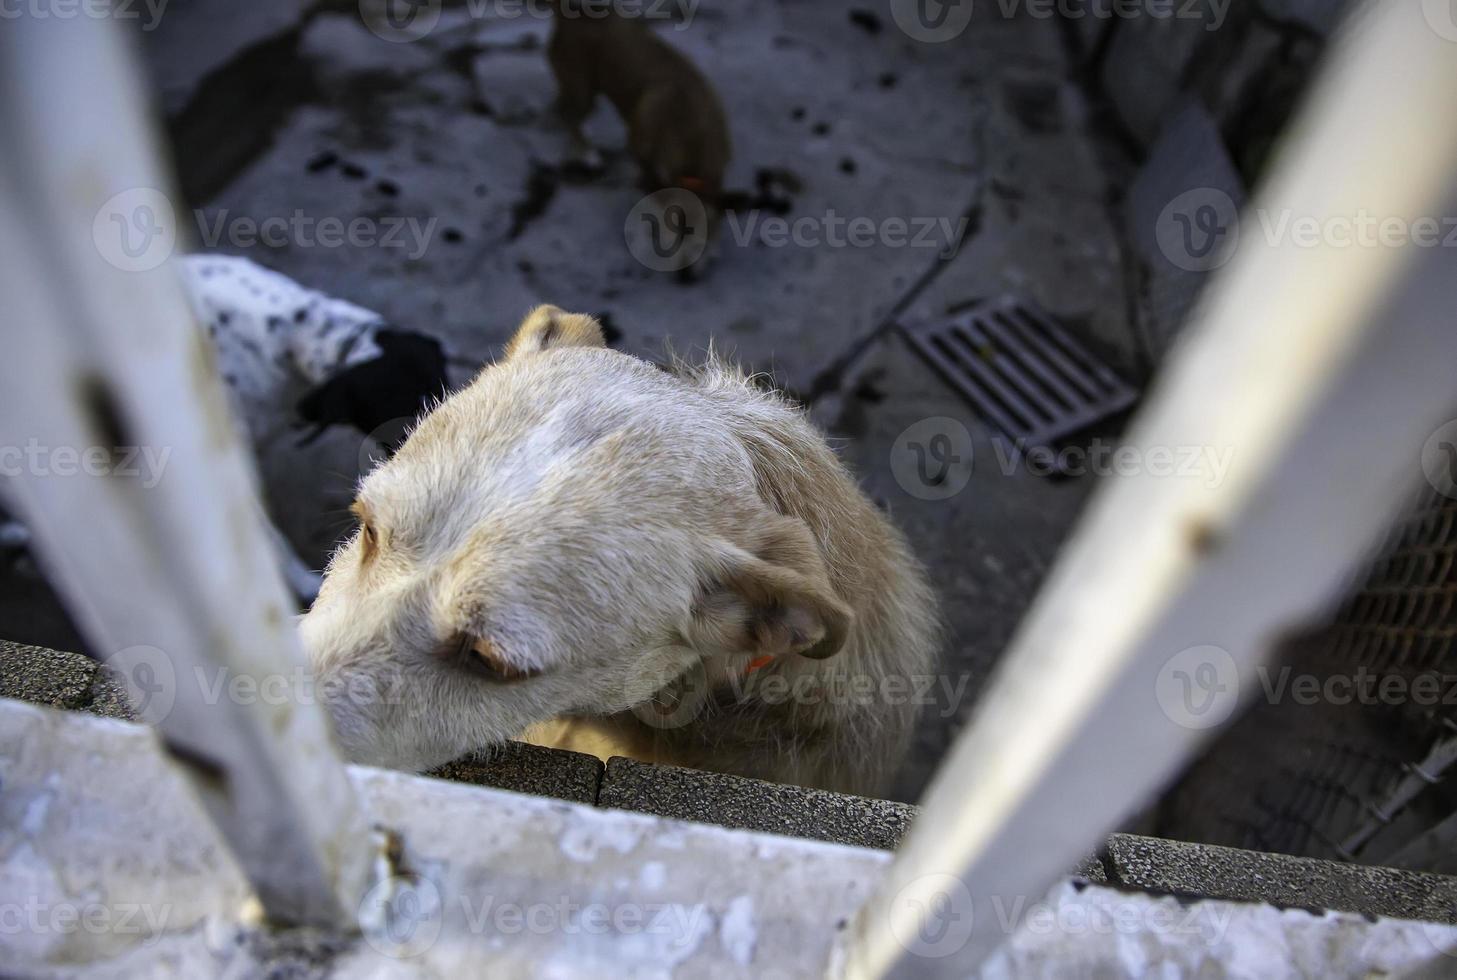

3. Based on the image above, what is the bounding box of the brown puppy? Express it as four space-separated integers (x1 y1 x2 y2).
547 2 732 268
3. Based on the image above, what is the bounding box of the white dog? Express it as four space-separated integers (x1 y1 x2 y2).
301 306 938 795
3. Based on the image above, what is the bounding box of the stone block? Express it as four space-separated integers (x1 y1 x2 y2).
430 741 603 805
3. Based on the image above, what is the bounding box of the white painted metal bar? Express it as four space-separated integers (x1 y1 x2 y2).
841 4 1457 976
0 16 373 927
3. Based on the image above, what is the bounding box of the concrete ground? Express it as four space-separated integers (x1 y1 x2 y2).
2 3 1139 802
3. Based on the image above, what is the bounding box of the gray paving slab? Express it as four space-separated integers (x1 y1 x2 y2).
86 666 142 721
0 639 97 710
598 755 917 851
1106 833 1457 924
430 741 603 805
0 640 141 721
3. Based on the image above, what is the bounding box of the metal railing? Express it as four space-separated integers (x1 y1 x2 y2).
842 2 1457 975
0 14 373 928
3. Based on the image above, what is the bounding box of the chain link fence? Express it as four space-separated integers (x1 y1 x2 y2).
1160 487 1457 872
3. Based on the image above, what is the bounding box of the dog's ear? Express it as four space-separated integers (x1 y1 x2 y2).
685 514 852 661
504 305 605 360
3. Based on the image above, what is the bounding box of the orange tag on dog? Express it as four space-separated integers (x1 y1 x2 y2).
677 176 707 192
744 655 775 676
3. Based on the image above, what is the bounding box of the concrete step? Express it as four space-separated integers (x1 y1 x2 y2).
5 638 1455 928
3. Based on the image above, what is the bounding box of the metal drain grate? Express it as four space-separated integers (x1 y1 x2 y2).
902 299 1138 462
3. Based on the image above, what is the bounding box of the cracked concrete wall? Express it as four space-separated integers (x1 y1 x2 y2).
3 697 1456 977
6 639 1457 934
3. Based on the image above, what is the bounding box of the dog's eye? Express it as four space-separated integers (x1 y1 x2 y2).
351 502 381 561
447 633 536 683
355 519 379 563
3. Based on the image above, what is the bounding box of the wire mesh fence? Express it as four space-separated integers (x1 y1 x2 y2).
1160 487 1457 869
